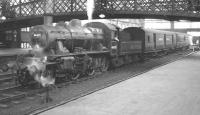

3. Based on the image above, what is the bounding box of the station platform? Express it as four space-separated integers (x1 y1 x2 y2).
38 51 200 115
0 48 31 57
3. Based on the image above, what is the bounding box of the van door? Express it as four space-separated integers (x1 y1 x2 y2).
164 34 166 48
153 33 156 49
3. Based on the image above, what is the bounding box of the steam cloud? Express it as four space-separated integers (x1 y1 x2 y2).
87 0 95 20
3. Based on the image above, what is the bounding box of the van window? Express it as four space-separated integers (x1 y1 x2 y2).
164 34 166 47
148 36 150 43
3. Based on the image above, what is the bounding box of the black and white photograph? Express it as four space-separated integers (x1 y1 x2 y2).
0 0 200 115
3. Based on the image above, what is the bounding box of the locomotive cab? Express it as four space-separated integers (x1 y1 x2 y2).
84 22 119 56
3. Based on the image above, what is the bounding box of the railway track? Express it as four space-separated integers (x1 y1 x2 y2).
0 50 194 115
0 72 102 104
0 50 192 103
0 72 13 83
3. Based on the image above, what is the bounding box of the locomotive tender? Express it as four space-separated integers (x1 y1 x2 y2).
16 19 190 86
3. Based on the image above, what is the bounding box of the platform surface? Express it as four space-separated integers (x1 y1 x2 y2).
39 52 200 115
0 48 31 57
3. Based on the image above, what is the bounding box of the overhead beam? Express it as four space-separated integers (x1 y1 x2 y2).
0 16 43 31
1 0 200 31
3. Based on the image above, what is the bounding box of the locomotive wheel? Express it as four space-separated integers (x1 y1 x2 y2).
119 57 124 66
86 68 95 76
45 69 55 78
100 57 109 72
111 58 120 68
17 68 31 86
1 64 9 72
124 55 132 64
68 71 81 81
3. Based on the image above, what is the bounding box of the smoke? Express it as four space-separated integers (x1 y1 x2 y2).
86 0 95 20
27 57 55 87
32 44 46 57
25 44 55 87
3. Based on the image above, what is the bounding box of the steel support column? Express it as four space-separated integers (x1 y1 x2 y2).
44 0 54 14
44 16 53 26
170 21 175 30
16 29 21 48
1 0 200 31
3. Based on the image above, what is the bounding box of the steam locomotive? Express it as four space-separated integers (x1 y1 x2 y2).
16 19 190 86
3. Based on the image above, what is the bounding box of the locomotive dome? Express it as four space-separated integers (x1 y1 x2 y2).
67 19 95 39
68 19 82 27
84 22 119 40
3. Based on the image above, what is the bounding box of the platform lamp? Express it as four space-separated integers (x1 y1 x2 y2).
99 14 105 18
0 16 6 20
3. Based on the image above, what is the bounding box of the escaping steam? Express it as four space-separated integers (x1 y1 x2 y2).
87 0 95 20
27 57 55 87
26 45 55 87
